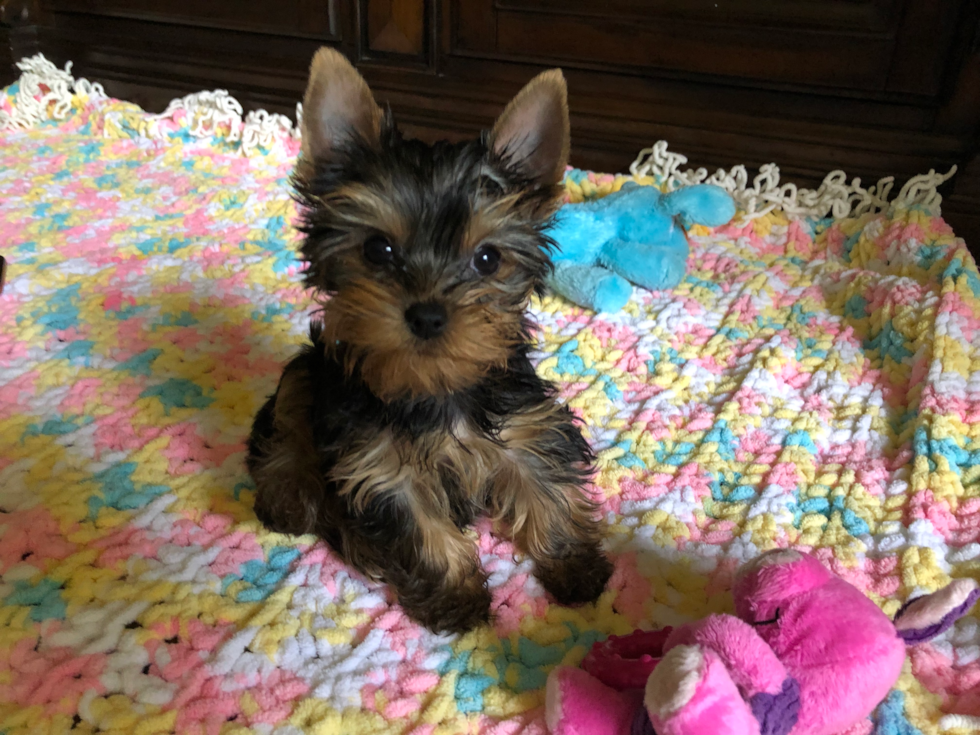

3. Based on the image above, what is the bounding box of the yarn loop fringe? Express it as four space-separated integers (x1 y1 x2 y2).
630 140 956 222
0 54 105 131
2 53 958 221
0 54 301 156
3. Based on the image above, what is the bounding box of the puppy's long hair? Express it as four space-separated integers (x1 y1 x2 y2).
248 49 612 633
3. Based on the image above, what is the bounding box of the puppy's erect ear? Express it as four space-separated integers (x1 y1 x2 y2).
300 47 382 164
490 69 570 187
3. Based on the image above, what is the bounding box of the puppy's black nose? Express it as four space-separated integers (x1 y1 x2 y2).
405 302 448 340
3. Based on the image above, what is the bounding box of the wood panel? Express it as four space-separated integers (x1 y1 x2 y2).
886 0 967 95
364 0 425 57
0 21 13 85
0 0 39 85
497 0 899 31
46 0 340 39
492 12 895 90
946 151 980 249
457 0 923 93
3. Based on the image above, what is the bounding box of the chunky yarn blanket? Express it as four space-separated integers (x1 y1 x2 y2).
1 56 978 735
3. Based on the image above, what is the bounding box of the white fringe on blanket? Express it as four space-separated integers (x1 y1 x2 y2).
0 56 105 130
630 141 957 222
0 54 299 157
2 53 958 222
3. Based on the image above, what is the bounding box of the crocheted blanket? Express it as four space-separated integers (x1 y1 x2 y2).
1 56 978 735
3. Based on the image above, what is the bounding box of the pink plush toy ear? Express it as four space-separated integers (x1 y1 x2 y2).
546 666 644 735
894 578 980 644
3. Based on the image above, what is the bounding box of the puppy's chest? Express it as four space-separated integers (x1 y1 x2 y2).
385 393 509 488
430 422 504 500
326 395 510 513
321 361 550 511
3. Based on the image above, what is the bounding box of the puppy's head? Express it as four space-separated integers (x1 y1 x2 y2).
294 48 569 401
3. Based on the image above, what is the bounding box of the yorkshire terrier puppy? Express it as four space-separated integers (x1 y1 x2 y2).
247 48 612 633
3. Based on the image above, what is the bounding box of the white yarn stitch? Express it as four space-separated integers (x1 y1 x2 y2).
1 55 74 130
2 54 304 156
629 140 958 221
0 54 104 131
939 714 980 731
46 600 152 655
150 88 246 140
293 102 303 140
242 109 296 156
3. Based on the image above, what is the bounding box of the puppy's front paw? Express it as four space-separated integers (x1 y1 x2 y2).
253 490 314 536
536 544 613 606
396 571 492 634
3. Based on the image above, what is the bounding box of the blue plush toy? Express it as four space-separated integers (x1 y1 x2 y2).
546 182 737 312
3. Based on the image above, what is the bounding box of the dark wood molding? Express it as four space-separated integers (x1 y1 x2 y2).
0 0 34 26
0 0 39 84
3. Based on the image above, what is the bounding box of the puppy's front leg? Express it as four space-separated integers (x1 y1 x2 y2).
334 448 492 633
501 470 612 606
492 405 613 606
248 356 324 537
377 500 491 634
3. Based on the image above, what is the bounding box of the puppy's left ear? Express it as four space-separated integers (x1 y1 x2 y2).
490 69 570 188
300 47 382 166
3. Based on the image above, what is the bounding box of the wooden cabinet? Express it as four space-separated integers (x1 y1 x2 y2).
2 0 979 244
467 0 907 91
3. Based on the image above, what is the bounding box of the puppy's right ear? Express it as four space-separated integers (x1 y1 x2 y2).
490 69 569 188
300 47 382 165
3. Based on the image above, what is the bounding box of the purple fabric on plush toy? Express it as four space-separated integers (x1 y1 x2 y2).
546 549 980 735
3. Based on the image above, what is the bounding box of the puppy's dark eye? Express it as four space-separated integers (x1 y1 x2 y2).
472 245 501 276
363 234 397 266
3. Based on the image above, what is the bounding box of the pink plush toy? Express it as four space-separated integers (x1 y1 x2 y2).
546 550 979 735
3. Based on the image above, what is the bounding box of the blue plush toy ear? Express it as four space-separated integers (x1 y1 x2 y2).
661 185 736 228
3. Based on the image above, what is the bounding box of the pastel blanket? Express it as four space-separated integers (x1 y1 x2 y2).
1 59 978 735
